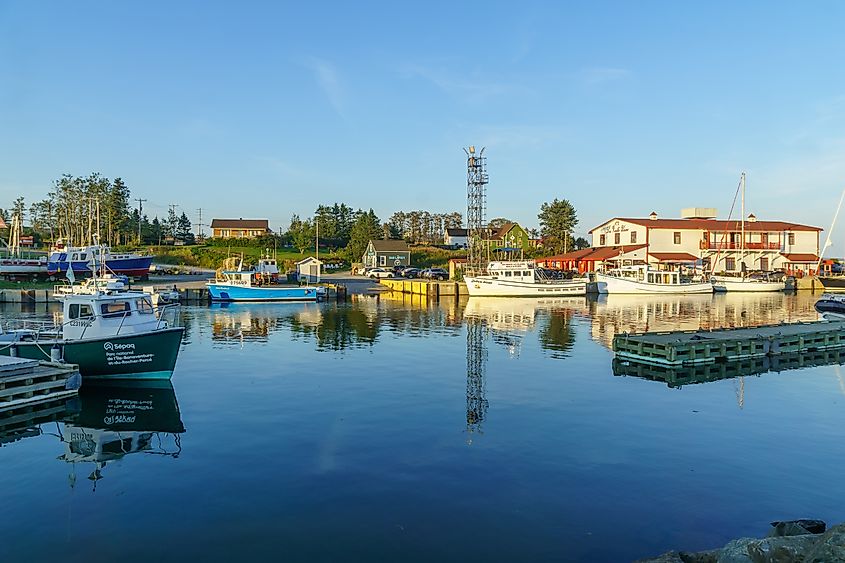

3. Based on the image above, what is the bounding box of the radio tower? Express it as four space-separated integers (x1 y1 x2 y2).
464 146 488 274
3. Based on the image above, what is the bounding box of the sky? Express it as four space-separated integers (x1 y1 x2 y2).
2 1 845 240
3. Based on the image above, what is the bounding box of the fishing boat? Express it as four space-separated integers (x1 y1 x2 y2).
710 173 785 292
0 271 183 380
0 213 48 278
594 265 713 294
206 256 322 302
464 260 587 297
47 241 153 278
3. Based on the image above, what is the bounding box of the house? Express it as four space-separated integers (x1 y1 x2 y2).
444 228 468 248
486 222 534 251
544 208 822 275
210 219 271 239
362 239 411 269
296 256 322 283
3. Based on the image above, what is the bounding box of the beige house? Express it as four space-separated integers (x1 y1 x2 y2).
210 219 271 238
587 209 822 274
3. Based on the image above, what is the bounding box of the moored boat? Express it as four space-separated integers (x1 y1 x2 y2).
0 281 183 380
206 260 322 302
464 260 587 297
711 274 786 292
814 293 845 319
595 265 712 294
47 242 153 278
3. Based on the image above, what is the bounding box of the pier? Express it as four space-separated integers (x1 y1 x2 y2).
0 357 80 413
378 278 468 298
612 321 845 366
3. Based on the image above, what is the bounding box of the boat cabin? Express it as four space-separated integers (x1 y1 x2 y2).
486 261 537 282
608 265 681 285
62 291 162 340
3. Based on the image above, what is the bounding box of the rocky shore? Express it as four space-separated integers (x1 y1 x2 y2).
638 519 845 562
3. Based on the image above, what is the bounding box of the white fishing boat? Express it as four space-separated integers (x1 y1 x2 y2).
710 173 785 292
594 265 713 294
464 260 587 297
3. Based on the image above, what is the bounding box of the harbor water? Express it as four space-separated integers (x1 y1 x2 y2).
2 291 844 561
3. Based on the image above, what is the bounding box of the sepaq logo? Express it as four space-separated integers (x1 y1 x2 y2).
103 342 136 351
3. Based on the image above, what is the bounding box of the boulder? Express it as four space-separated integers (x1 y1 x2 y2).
717 535 818 562
802 522 845 562
634 551 685 563
769 519 826 537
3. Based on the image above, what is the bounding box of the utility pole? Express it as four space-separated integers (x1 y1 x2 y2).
135 198 146 244
196 208 206 240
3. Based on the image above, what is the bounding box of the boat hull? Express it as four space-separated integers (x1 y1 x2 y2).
206 283 319 301
0 258 48 277
0 327 184 380
595 274 713 294
47 256 153 278
817 276 845 292
711 276 785 292
464 276 587 297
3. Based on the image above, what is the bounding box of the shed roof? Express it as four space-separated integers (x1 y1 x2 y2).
780 253 819 263
370 239 411 252
649 252 699 262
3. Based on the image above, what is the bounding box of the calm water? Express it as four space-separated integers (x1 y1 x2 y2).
2 291 844 562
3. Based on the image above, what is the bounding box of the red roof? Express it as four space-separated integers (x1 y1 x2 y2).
589 217 822 233
649 252 699 262
781 253 819 263
211 219 270 230
538 245 647 262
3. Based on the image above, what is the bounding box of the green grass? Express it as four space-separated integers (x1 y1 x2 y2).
0 280 55 289
150 245 347 271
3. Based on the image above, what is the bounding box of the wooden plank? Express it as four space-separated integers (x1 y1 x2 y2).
0 389 78 412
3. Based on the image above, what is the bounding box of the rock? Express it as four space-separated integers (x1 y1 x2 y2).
717 535 818 562
679 550 720 563
769 519 827 537
802 522 845 562
634 551 685 563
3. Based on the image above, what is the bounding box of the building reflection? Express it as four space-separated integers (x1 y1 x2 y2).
58 382 185 490
588 292 822 349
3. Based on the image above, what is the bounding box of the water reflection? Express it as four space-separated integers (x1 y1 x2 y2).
59 383 185 490
0 396 80 448
589 293 822 349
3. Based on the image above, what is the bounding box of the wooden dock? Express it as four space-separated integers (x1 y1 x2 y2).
612 321 845 366
0 357 81 413
379 278 468 298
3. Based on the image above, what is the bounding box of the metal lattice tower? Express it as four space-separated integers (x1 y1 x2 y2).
464 146 488 274
465 317 488 441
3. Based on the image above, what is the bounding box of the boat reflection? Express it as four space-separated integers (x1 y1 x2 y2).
589 292 822 349
59 382 185 489
464 297 586 358
613 349 845 390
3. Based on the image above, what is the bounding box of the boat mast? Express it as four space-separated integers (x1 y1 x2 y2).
741 172 746 277
817 187 845 273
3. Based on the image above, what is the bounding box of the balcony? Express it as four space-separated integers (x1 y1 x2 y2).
700 241 781 250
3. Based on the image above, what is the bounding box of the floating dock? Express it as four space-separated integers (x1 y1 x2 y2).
379 279 467 298
0 357 81 413
612 321 845 366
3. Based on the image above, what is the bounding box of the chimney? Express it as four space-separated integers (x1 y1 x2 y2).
649 211 658 221
747 213 757 223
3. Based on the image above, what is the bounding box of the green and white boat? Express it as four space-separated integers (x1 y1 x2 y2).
0 282 184 381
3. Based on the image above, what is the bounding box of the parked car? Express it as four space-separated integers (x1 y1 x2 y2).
401 267 421 278
391 265 407 276
420 268 448 281
367 267 394 279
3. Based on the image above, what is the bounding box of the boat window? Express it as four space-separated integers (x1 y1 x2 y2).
136 298 154 315
524 271 531 277
80 253 87 261
101 301 131 318
68 303 94 319
504 271 512 277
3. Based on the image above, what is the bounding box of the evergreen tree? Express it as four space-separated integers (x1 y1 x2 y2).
176 212 195 244
538 198 578 254
346 209 382 261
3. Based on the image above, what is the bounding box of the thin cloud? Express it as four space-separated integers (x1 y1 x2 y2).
580 67 632 86
300 56 345 116
400 63 530 102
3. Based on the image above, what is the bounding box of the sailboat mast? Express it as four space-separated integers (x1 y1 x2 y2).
741 172 746 274
817 187 845 273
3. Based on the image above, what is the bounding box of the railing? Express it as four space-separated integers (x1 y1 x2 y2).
700 241 781 250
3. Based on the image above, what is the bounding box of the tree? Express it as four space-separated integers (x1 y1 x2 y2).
287 214 315 254
488 217 514 229
176 212 195 244
346 209 382 261
538 199 578 254
573 237 590 250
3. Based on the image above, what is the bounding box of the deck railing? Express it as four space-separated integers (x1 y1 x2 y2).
700 241 782 250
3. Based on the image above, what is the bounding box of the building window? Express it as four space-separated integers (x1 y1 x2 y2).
760 257 769 271
379 256 386 266
673 232 681 245
614 232 620 245
599 234 606 246
725 257 736 271
788 232 795 245
630 231 637 244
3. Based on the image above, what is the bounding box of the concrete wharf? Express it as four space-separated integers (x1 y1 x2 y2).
612 321 845 367
0 357 80 413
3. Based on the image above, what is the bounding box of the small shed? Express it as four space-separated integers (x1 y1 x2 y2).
296 257 323 283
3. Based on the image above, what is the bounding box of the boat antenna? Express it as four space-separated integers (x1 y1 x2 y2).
817 187 845 273
709 174 743 276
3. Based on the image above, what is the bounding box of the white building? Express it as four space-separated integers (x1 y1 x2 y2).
296 256 322 283
586 209 821 274
444 228 468 248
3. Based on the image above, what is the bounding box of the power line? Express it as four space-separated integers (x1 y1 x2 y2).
134 198 147 243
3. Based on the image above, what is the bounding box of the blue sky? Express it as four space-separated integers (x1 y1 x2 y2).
2 1 845 238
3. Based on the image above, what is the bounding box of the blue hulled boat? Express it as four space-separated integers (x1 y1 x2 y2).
47 243 153 278
206 268 322 302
